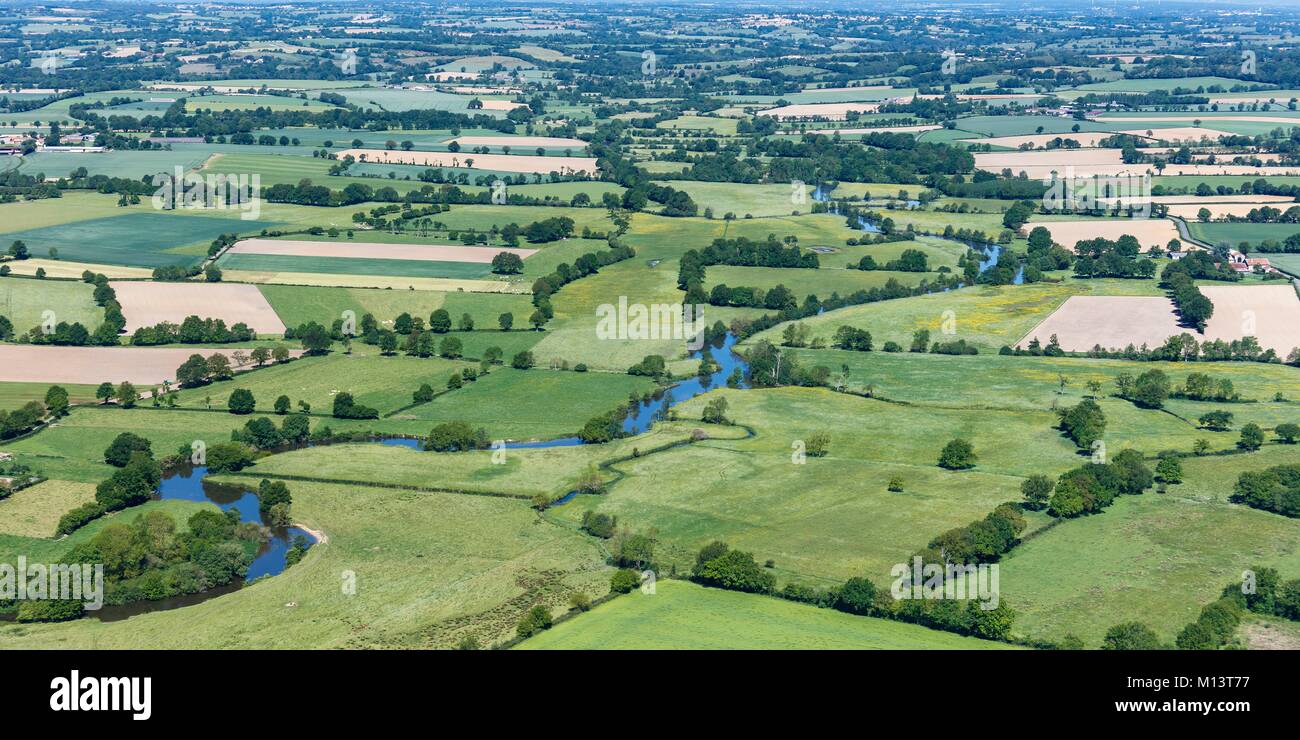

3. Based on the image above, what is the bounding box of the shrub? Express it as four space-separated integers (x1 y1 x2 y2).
937 438 976 470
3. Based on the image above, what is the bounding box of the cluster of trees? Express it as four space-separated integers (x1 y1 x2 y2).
706 282 797 310
1173 372 1240 402
1071 235 1157 279
23 508 258 622
130 316 255 346
1232 464 1300 517
424 420 489 452
1057 399 1106 449
832 325 873 351
519 216 576 243
1115 368 1172 409
232 414 310 452
850 248 929 273
744 340 833 389
1048 450 1153 518
922 503 1027 567
1006 331 1289 365
57 445 162 536
530 241 636 327
1 386 66 440
332 392 377 420
1166 270 1214 330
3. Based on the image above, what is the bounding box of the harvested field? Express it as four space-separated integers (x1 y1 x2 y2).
110 281 287 334
445 136 587 149
1030 218 1180 251
757 102 881 120
1200 284 1300 354
961 132 1127 148
1096 115 1300 125
227 238 537 263
0 258 153 280
0 345 298 386
1120 127 1236 142
1165 202 1296 219
476 100 527 111
1018 285 1300 353
216 269 521 292
333 148 597 174
1017 295 1184 351
829 124 942 135
975 148 1300 178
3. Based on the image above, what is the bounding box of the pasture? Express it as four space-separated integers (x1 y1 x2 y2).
517 579 1021 650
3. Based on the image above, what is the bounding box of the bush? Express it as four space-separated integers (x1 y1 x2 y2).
937 438 976 470
693 549 775 594
610 568 640 594
103 432 152 467
227 388 256 415
834 577 878 615
1102 621 1161 650
516 605 553 639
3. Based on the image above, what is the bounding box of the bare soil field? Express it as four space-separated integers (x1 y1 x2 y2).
1030 219 1180 251
110 281 287 334
1018 285 1300 354
216 269 522 292
1017 295 1184 351
757 102 881 120
976 148 1300 178
446 135 587 148
1165 202 1294 219
1201 284 1300 354
1120 127 1236 142
831 124 942 135
1097 115 1300 125
334 148 597 174
228 238 537 263
962 132 1128 148
478 100 528 111
0 345 297 385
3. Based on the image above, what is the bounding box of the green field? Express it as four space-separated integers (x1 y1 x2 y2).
217 252 491 278
518 579 1022 649
1187 221 1300 248
0 277 102 330
256 284 535 329
0 479 606 649
398 367 655 440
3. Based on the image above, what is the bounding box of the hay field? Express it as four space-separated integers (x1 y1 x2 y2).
334 148 597 174
228 238 537 263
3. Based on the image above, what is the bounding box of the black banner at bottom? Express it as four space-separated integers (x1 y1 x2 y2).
3 648 1289 725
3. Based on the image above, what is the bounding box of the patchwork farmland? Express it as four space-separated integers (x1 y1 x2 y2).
2 1 1300 687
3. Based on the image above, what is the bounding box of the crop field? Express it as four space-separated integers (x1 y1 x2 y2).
748 281 1117 353
1187 221 1300 247
0 278 102 331
1022 285 1300 355
256 284 534 329
110 282 287 334
1028 218 1181 251
2 210 284 268
334 148 598 175
0 345 294 387
216 252 494 279
518 579 1022 649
